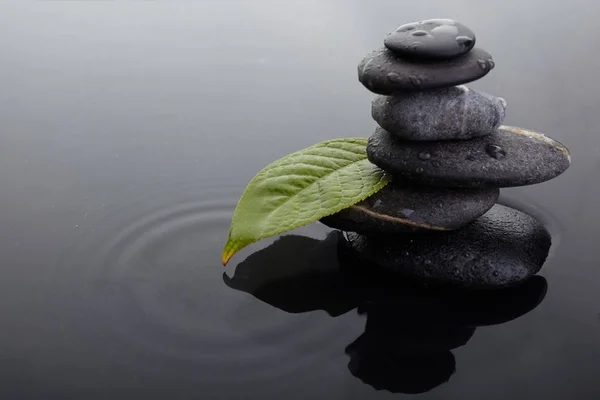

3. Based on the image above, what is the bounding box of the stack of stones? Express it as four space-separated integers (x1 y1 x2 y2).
321 19 571 290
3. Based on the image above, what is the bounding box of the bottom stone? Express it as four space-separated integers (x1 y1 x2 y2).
345 204 551 290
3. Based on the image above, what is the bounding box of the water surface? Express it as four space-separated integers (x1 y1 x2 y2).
1 1 599 399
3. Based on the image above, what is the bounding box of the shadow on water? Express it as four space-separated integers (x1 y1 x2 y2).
224 231 548 394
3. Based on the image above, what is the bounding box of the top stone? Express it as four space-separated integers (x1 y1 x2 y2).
384 19 476 60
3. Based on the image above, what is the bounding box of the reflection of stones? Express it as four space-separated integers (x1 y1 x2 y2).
345 322 469 394
346 276 547 394
224 232 548 394
320 182 499 233
345 204 552 290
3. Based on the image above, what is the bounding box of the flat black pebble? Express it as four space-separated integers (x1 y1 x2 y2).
367 125 571 188
345 204 552 290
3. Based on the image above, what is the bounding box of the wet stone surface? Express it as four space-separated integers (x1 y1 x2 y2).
320 182 499 233
345 204 552 290
358 47 494 94
384 19 476 60
367 126 571 188
371 86 507 141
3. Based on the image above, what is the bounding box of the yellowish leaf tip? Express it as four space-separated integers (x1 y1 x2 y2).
222 239 239 266
222 250 234 266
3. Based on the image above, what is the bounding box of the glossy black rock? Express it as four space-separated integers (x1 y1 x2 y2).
367 126 571 188
358 47 494 94
384 19 476 60
320 182 498 233
345 204 552 290
371 86 506 141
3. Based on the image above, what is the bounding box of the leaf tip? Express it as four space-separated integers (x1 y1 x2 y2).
222 239 238 266
222 250 234 266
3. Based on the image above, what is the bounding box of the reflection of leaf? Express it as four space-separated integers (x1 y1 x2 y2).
222 138 391 265
223 232 361 316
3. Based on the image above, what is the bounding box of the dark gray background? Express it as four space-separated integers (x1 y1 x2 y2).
0 1 599 399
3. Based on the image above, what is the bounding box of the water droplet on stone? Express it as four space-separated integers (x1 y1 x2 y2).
415 167 424 173
397 24 417 32
387 72 401 83
452 268 460 276
412 30 428 37
478 60 488 70
456 36 474 46
418 151 431 160
492 271 500 277
409 76 421 88
400 208 415 217
486 144 507 159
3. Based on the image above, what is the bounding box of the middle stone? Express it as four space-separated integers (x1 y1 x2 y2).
371 86 507 141
320 181 499 234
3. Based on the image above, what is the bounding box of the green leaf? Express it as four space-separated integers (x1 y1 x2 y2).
222 137 391 265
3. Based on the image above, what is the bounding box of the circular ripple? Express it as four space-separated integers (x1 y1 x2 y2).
52 183 356 388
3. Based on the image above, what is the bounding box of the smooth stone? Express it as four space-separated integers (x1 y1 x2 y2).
384 19 476 60
367 125 571 188
371 86 507 141
320 182 499 233
358 47 494 94
345 204 552 290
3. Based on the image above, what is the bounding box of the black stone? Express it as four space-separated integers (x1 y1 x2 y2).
371 86 507 141
345 204 552 290
358 47 494 94
367 125 571 188
320 182 498 233
384 19 476 60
